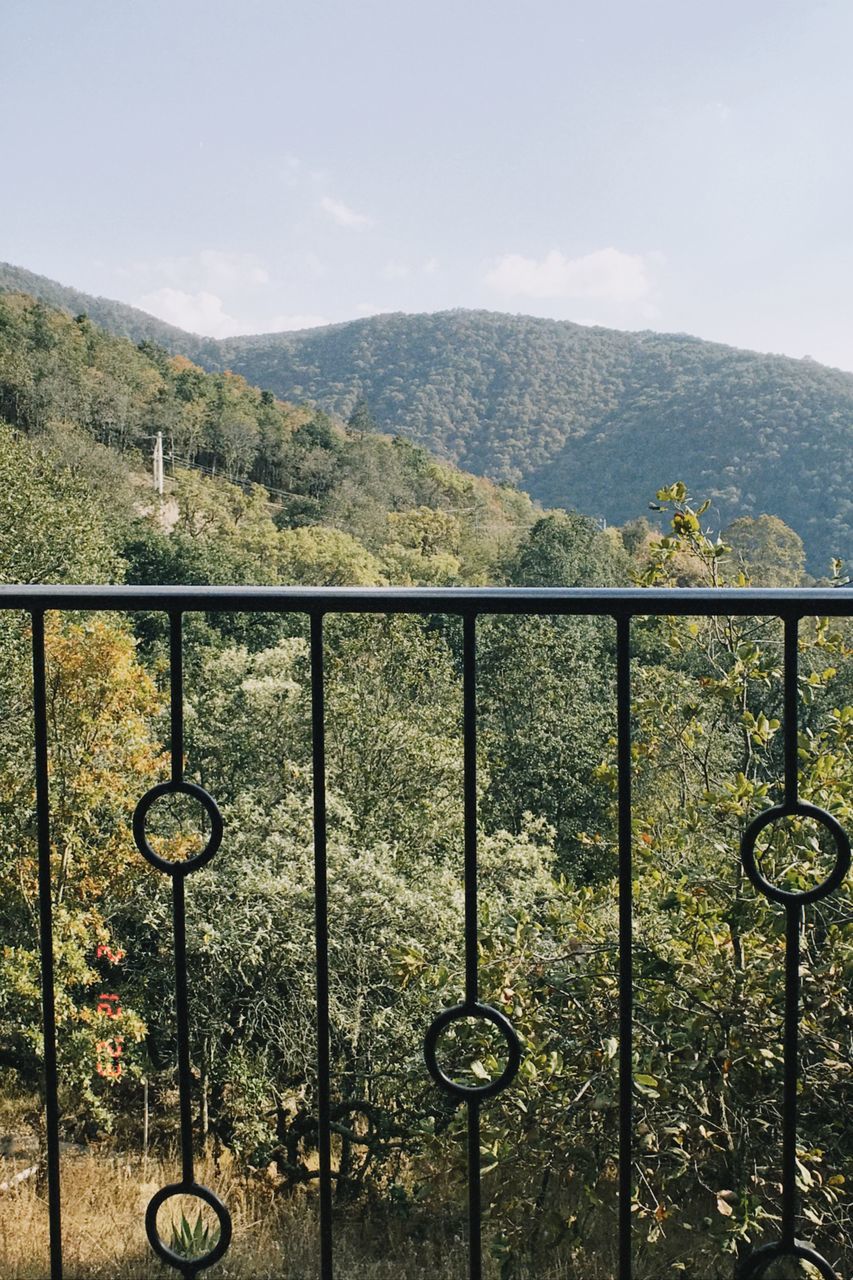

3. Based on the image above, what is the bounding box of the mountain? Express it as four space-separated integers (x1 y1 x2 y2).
0 262 215 358
220 313 853 574
0 288 538 586
4 262 853 571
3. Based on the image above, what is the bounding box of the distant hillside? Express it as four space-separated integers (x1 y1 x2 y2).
220 313 853 573
0 289 537 584
0 262 215 358
4 262 853 570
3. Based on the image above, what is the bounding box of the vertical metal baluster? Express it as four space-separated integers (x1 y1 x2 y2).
170 611 184 788
169 613 195 1189
310 612 333 1280
783 617 799 815
616 615 633 1280
781 616 800 1249
462 613 481 1280
31 610 63 1280
139 613 229 1278
736 612 844 1280
172 875 194 1188
782 904 800 1250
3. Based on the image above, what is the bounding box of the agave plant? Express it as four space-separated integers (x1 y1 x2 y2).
169 1207 220 1260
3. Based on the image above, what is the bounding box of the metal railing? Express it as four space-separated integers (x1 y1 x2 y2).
4 584 851 1280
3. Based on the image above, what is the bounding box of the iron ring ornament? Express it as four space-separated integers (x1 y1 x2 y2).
424 1001 521 1102
145 1182 233 1276
735 1239 838 1280
133 780 223 875
737 798 849 1280
740 800 850 907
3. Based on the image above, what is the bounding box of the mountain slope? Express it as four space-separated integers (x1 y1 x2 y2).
0 262 213 358
4 263 853 570
220 312 853 570
0 289 537 584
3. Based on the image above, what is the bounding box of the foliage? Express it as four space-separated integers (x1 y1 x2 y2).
0 290 537 587
169 1206 220 1260
396 486 852 1275
6 264 852 570
722 513 807 587
0 271 851 1276
0 423 122 584
215 310 853 575
0 616 161 1128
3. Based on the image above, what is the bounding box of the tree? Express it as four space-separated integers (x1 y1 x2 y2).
382 507 462 584
723 513 807 586
0 616 162 1129
505 510 629 587
0 424 121 584
276 526 385 586
347 395 375 435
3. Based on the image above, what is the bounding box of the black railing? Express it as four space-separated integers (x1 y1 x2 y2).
5 584 851 1280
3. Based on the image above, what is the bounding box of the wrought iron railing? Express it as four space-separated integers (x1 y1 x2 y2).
4 584 851 1280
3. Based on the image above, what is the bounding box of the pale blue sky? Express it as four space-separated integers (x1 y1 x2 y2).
3 0 852 368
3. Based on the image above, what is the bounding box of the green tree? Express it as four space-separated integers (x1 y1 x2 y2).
723 513 807 586
0 424 121 584
277 526 385 586
505 510 629 587
347 395 375 435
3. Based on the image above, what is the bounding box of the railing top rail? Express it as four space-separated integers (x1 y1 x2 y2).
0 583 852 616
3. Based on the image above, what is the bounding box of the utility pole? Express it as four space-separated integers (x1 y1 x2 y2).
153 432 164 496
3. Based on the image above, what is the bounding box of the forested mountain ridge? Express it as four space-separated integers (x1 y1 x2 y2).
0 289 541 587
0 261 216 359
3 261 853 570
224 314 853 574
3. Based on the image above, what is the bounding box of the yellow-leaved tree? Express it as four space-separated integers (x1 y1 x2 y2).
0 615 164 1130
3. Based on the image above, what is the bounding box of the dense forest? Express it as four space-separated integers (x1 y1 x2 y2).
0 292 850 1279
0 290 540 588
3 261 853 574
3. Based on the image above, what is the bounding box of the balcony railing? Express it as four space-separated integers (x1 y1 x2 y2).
3 584 851 1280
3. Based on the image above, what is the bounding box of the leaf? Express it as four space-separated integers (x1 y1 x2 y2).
716 1196 733 1217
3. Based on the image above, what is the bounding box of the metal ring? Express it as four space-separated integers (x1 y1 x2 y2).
145 1181 232 1274
736 1239 838 1279
423 1001 521 1102
133 781 223 875
741 801 850 907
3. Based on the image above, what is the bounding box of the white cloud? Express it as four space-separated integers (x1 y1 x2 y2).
380 257 438 282
320 195 373 228
270 312 330 331
484 247 654 303
137 288 241 338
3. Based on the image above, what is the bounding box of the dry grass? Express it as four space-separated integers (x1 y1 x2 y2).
0 1151 831 1279
0 1152 520 1280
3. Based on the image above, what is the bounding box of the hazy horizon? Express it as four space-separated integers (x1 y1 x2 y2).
9 258 853 379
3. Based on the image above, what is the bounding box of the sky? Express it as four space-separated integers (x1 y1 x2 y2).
2 0 853 369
